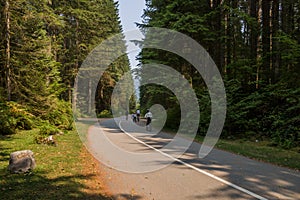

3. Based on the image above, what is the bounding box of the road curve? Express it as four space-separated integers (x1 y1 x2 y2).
82 118 300 200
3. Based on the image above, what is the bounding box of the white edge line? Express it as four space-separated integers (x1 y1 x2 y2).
119 120 268 200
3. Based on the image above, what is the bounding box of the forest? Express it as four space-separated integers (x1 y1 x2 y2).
0 0 299 150
0 0 129 136
138 0 300 149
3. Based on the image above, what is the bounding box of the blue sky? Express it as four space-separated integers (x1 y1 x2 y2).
115 0 146 69
116 0 146 31
114 0 146 98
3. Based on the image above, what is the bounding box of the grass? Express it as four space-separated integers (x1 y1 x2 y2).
163 127 300 170
194 135 300 170
3 120 297 200
0 128 111 200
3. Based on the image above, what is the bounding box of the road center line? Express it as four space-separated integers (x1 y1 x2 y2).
118 121 268 200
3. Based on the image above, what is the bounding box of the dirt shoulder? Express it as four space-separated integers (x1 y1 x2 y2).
80 145 113 199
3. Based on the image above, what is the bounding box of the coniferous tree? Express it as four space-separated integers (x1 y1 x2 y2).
138 0 300 148
0 0 131 134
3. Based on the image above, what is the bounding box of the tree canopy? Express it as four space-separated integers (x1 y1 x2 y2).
0 0 130 134
138 0 300 149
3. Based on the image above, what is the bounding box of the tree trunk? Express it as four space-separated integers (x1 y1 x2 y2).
271 0 280 83
211 0 223 72
282 0 295 34
224 7 229 71
262 0 271 85
282 0 295 72
72 18 79 110
4 0 11 101
88 79 92 115
256 0 262 89
224 0 232 77
249 0 258 63
249 0 259 89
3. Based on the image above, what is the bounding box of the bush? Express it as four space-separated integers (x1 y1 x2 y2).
0 101 34 135
97 110 112 118
0 114 17 135
224 82 300 149
14 114 34 130
40 100 73 130
165 106 180 130
38 123 61 136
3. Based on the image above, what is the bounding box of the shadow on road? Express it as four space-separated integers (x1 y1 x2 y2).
97 118 300 199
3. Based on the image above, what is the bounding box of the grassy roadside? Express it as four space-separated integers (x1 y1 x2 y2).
163 128 300 170
0 128 111 200
194 135 300 170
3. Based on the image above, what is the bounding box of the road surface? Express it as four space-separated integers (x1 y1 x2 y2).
80 118 300 200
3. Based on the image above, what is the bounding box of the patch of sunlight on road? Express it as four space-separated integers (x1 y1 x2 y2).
267 191 294 200
274 179 293 187
245 177 261 183
208 164 231 177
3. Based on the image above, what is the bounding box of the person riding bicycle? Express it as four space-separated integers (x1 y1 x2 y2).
144 109 153 131
136 109 141 122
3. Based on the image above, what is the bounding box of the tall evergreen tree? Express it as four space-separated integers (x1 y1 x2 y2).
138 0 300 148
0 0 131 133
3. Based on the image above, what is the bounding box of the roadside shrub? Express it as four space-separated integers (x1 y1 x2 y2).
40 100 73 130
270 99 300 149
0 113 17 135
165 106 180 130
38 123 61 136
97 110 112 118
224 82 300 149
0 101 34 135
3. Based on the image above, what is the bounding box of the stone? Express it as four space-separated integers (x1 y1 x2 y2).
44 135 57 146
8 150 36 173
35 135 57 146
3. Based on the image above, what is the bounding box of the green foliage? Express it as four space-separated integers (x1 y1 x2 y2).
38 123 61 136
0 103 17 135
197 89 211 136
7 102 34 130
0 0 124 136
0 99 73 136
224 82 300 149
0 101 34 135
97 110 112 118
139 0 300 151
40 100 73 130
165 106 180 130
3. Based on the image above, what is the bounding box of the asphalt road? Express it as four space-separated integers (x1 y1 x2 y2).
82 118 300 200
